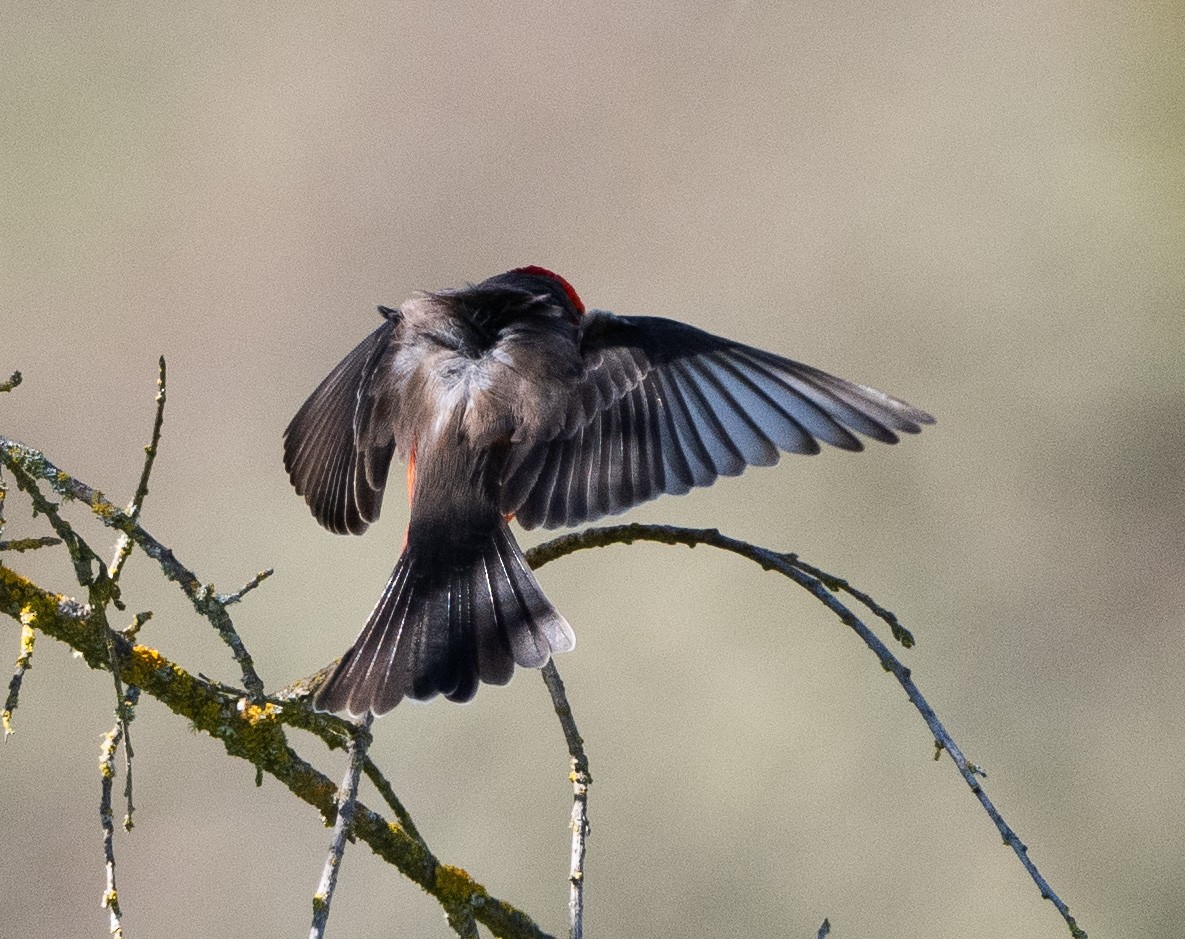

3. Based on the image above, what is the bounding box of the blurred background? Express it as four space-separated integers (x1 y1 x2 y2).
3 2 1182 936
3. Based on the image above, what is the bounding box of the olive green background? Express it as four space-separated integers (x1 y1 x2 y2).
3 3 1182 937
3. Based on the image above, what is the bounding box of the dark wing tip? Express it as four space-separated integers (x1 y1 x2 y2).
283 321 397 537
283 418 375 536
502 314 936 529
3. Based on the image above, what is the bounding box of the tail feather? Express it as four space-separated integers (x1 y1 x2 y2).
323 560 415 716
315 521 573 717
487 531 553 669
472 557 514 686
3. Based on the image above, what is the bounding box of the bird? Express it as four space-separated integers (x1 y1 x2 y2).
284 266 934 717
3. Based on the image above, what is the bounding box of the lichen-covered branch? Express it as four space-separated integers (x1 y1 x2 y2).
539 662 590 939
100 687 139 939
310 714 373 939
3 616 35 737
0 536 61 553
0 564 556 939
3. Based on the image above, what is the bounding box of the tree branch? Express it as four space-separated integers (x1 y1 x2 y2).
539 662 590 939
310 714 373 939
108 355 167 584
0 563 557 939
526 524 1086 939
2 615 35 737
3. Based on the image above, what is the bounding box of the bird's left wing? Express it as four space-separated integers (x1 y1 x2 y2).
284 313 400 535
500 309 933 530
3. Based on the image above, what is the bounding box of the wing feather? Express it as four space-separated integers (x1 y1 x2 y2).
284 316 399 535
502 311 933 530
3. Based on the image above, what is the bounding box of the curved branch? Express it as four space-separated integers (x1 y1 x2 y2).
527 524 1086 939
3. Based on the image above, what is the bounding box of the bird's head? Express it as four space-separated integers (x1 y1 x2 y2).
480 266 586 323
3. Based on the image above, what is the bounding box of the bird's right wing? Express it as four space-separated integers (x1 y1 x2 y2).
501 310 934 530
284 314 400 535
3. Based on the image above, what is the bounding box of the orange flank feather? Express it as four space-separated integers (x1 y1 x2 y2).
403 444 417 548
407 443 417 505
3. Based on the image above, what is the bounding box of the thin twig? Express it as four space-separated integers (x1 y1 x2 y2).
310 714 373 939
527 523 1087 939
99 722 125 937
109 356 167 584
102 654 136 829
362 758 429 850
217 569 274 605
6 456 141 817
2 616 36 738
789 555 915 647
7 456 103 590
97 363 166 827
0 536 62 553
99 628 137 830
121 687 138 830
122 611 152 640
539 662 591 939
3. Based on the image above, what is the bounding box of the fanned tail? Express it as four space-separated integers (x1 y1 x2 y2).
314 521 574 717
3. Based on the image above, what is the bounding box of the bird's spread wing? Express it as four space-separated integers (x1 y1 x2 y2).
284 315 399 535
501 310 934 530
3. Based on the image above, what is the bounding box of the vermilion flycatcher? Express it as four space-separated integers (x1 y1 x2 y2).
284 267 933 716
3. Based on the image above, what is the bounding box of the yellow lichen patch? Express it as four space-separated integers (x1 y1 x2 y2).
131 645 165 668
124 644 227 730
99 731 119 778
238 700 281 726
435 863 486 906
127 644 184 687
18 621 35 657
